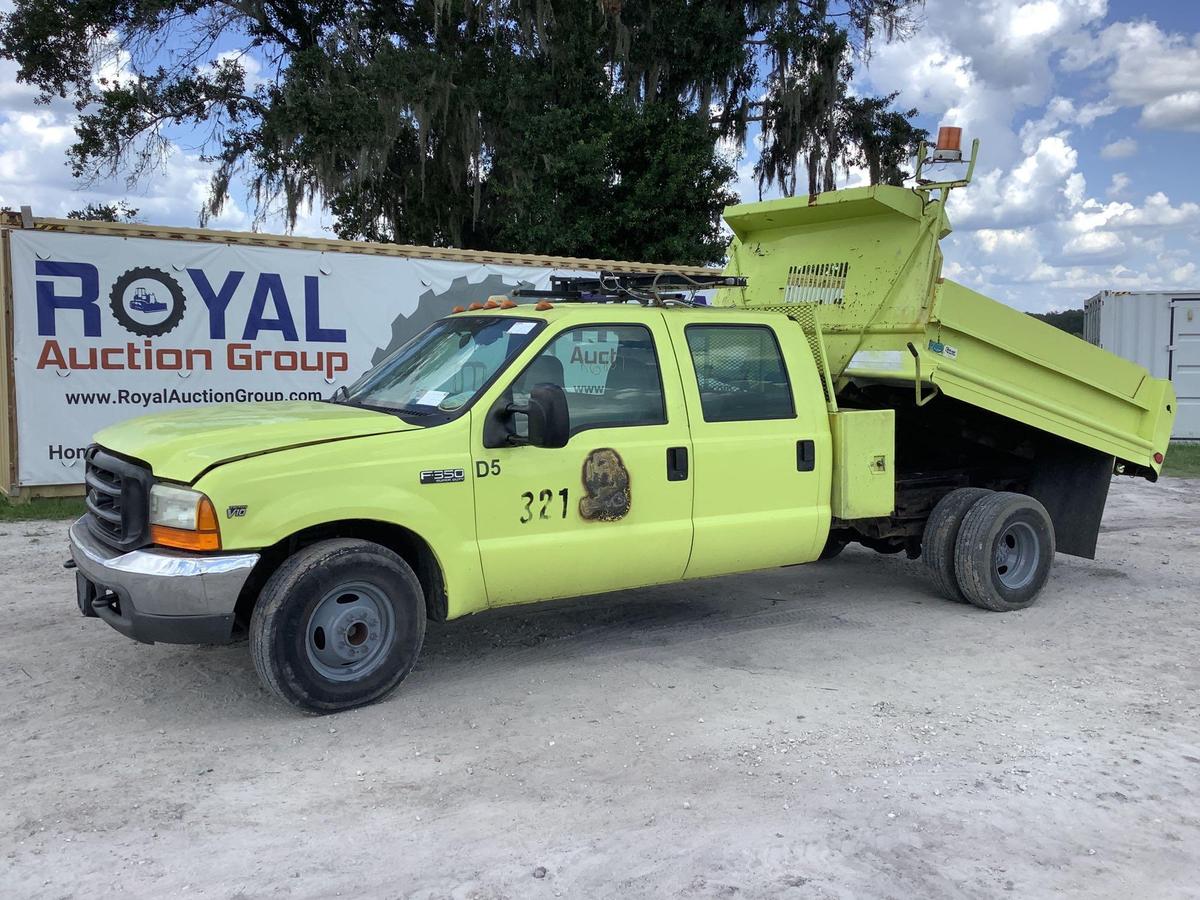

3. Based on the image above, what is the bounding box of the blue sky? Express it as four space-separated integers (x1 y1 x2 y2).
1 0 1197 313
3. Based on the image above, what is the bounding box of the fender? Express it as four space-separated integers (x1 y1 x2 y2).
194 425 488 617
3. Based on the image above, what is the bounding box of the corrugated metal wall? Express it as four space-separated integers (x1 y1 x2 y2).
1084 291 1200 438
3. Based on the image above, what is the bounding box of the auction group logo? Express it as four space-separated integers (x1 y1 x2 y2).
31 258 351 379
108 267 187 337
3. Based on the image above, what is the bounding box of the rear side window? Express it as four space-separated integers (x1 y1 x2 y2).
685 324 795 422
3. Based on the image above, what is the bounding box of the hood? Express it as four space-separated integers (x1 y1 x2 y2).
93 400 416 483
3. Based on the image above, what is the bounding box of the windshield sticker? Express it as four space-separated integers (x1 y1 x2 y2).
579 448 631 521
507 321 537 334
413 390 449 406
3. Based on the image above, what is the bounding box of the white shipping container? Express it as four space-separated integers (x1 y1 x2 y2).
1084 290 1200 439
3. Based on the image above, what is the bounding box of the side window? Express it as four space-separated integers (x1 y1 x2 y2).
685 324 795 422
512 324 666 433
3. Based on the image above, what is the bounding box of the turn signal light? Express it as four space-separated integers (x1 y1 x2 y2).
1154 451 1164 464
151 497 221 551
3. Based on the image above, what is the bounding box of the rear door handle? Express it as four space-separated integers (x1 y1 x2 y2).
796 439 815 472
667 446 689 481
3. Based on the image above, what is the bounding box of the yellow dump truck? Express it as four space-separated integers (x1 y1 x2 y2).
68 141 1176 711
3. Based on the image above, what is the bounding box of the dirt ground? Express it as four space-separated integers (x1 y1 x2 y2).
2 478 1198 899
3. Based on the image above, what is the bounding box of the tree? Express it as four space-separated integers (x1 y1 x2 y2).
1031 309 1085 338
840 94 927 188
67 201 139 222
1 0 924 264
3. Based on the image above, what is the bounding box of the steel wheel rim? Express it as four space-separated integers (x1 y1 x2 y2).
305 581 395 682
994 521 1040 590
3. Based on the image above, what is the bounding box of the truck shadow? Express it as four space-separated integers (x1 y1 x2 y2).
168 549 964 714
413 550 940 677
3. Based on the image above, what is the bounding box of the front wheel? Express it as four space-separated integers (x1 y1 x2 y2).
250 539 426 712
954 492 1055 612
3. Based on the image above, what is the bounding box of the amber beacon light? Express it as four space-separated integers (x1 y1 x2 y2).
932 126 963 162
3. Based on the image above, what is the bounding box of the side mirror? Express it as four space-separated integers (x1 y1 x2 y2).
483 382 570 449
525 383 570 448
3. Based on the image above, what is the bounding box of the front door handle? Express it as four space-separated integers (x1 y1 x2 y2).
667 446 689 481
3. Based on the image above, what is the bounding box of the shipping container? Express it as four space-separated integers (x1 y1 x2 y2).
1084 290 1200 439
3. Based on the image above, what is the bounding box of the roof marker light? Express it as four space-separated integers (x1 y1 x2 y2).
468 302 485 310
534 300 554 311
500 299 518 309
451 305 466 313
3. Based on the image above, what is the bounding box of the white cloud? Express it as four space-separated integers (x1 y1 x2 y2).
1062 230 1125 259
1067 193 1200 233
1099 137 1137 159
1140 91 1200 132
1107 172 1130 198
1064 21 1200 133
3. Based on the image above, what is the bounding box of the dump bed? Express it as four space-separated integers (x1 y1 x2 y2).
714 186 1175 479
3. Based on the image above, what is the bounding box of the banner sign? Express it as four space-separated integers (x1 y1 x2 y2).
9 230 582 486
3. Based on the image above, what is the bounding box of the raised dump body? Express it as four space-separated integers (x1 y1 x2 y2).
714 185 1175 482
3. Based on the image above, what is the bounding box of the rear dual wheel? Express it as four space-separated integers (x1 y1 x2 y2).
922 488 991 602
923 489 1055 611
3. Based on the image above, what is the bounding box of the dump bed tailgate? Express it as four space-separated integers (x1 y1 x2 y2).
926 280 1175 474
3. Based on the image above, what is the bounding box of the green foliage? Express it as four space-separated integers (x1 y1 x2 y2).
0 0 925 263
67 201 139 222
1162 442 1200 478
0 494 85 522
1030 309 1086 338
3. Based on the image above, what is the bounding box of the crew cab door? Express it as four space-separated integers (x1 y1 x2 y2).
471 315 694 606
664 313 830 578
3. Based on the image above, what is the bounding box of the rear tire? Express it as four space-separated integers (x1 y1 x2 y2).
922 487 991 602
954 492 1055 612
250 539 426 713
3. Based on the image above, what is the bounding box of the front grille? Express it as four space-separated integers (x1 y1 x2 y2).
84 446 151 551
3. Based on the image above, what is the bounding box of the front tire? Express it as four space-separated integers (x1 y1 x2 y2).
954 492 1055 612
250 539 426 712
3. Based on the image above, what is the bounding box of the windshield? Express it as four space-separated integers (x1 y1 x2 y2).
337 316 543 420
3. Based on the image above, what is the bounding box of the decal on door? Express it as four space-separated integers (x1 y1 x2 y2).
520 488 569 523
579 448 631 521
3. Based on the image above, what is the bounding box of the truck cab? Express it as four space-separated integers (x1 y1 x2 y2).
72 301 867 710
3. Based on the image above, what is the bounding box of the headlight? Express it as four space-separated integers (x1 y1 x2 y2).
149 484 221 551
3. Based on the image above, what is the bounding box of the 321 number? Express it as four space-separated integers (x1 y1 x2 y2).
520 488 569 523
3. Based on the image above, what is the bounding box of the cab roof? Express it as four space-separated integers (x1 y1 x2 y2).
448 302 782 324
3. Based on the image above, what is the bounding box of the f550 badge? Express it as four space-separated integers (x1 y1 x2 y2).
420 468 465 485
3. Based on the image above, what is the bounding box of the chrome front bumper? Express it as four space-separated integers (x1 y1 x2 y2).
69 519 260 644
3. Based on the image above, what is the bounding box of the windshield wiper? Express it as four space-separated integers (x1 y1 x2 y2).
328 385 350 403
